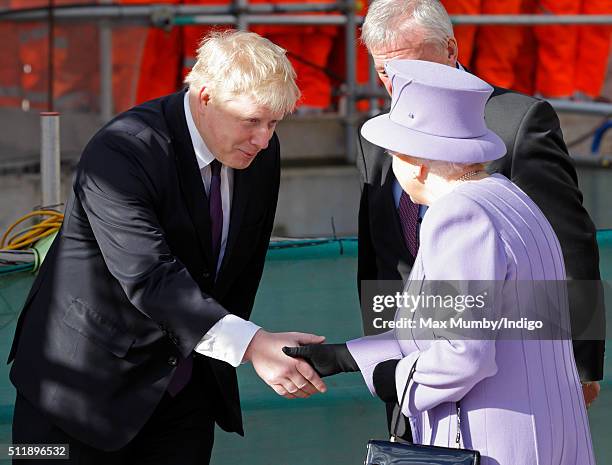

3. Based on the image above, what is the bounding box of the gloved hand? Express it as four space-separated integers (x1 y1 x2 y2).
282 343 359 377
373 359 400 403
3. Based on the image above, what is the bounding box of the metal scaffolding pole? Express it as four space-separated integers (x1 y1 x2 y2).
235 0 248 31
0 3 350 21
178 14 352 25
344 0 357 163
571 154 612 168
368 55 380 116
4 6 612 25
547 99 612 116
356 92 612 117
99 0 113 123
47 0 55 112
235 15 349 24
449 14 612 25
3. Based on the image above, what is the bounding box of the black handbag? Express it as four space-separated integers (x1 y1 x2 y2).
364 358 480 465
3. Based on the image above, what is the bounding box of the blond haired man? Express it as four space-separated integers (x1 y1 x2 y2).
9 31 326 465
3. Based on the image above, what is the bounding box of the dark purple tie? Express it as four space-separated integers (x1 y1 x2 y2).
167 160 223 397
209 159 223 270
398 191 420 258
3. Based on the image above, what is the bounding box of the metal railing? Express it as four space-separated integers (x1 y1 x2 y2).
3 5 612 24
1 3 612 162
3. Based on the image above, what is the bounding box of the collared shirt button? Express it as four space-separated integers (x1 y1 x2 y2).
167 356 178 366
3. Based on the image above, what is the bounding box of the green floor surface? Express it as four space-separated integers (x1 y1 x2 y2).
0 234 611 465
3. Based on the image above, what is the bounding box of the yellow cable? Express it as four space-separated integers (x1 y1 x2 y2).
6 220 63 245
1 210 62 247
6 229 59 250
0 209 64 250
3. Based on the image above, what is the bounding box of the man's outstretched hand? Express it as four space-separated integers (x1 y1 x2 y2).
243 330 327 399
282 343 359 377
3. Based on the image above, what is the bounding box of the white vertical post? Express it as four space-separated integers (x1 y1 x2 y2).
40 112 61 208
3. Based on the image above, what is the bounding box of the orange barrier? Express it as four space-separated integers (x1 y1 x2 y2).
250 0 338 110
532 0 611 98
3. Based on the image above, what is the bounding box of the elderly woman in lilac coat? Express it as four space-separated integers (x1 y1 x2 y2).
285 60 595 465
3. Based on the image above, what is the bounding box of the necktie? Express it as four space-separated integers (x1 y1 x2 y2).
209 159 223 271
167 160 223 397
398 191 420 258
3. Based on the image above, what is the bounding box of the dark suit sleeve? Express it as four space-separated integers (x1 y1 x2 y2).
509 100 605 381
75 130 229 359
357 183 379 302
356 133 379 303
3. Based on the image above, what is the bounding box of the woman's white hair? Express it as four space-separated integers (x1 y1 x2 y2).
421 159 489 179
184 30 300 115
362 0 454 52
389 151 488 179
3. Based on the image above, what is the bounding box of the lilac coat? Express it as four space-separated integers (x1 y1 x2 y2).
348 174 595 465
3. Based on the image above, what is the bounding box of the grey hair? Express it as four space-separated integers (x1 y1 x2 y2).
389 150 488 179
362 0 454 52
420 159 488 179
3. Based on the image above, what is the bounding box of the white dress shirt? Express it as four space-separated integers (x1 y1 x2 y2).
183 92 260 367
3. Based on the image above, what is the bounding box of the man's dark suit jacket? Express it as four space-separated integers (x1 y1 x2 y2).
357 87 604 382
8 90 280 450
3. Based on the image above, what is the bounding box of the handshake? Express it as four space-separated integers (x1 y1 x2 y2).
242 329 358 399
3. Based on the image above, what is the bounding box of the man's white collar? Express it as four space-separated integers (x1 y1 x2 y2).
183 90 215 170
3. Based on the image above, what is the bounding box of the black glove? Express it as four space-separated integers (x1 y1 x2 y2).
282 343 359 377
373 359 400 403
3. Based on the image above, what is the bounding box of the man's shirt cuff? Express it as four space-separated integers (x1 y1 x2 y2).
195 314 261 367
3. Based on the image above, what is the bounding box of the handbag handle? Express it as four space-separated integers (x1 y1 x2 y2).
391 356 463 448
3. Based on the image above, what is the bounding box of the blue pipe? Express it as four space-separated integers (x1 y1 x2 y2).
591 120 612 154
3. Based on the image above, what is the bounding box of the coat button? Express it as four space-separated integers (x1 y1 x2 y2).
202 271 211 279
167 356 178 366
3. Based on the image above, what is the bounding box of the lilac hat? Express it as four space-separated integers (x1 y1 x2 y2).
361 59 506 163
